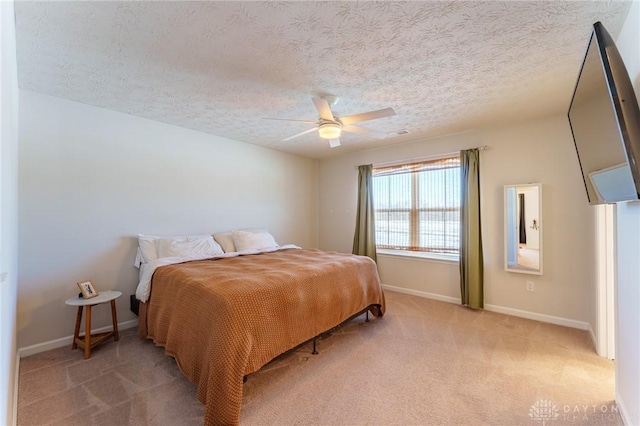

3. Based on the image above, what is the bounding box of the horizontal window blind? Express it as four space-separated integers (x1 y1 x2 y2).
373 156 461 254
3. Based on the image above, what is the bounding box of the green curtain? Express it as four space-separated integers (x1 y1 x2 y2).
460 149 483 309
352 164 377 262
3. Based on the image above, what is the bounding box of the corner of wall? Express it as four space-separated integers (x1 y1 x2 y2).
1 0 20 424
614 2 640 424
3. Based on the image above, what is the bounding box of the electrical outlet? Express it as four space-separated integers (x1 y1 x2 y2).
526 281 535 292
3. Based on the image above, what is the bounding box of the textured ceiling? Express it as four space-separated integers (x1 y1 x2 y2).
15 1 632 159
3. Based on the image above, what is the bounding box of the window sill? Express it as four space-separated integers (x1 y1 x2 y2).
377 249 459 264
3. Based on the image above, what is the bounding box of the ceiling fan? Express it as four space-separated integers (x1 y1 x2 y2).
267 95 396 148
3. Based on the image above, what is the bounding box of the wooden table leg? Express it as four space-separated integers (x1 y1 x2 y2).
84 305 92 359
110 299 119 341
72 306 83 350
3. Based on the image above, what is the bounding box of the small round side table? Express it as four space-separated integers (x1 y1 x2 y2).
65 290 122 359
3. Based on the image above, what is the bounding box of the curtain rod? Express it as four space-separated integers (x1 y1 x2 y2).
355 145 489 170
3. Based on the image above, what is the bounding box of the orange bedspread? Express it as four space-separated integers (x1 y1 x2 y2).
138 248 385 425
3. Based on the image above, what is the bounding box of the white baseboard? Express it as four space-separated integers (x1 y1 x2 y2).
12 352 19 426
615 392 631 426
587 323 598 355
382 284 460 304
484 303 589 330
382 284 590 330
18 319 138 358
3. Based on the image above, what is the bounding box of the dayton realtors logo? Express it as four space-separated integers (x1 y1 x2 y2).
529 399 619 424
529 399 559 425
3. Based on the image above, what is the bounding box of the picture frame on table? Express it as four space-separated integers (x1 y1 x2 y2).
77 280 99 299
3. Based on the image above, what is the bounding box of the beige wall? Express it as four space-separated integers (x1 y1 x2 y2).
319 114 596 325
17 91 319 349
1 1 19 423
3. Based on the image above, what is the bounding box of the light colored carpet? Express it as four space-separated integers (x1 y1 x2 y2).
18 290 620 425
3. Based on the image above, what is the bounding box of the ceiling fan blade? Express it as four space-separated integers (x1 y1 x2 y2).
342 124 388 139
312 97 335 121
340 107 396 125
264 118 318 124
282 127 317 142
329 139 341 148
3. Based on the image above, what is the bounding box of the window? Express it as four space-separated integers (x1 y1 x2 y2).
372 156 460 255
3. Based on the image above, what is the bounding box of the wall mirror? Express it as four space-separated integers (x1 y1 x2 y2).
504 183 542 275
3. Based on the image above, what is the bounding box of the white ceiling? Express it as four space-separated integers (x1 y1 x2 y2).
14 1 632 159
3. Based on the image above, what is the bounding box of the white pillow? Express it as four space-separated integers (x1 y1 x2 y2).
134 247 144 268
213 232 236 253
157 235 224 259
137 233 213 263
138 234 163 263
214 228 268 253
231 229 278 251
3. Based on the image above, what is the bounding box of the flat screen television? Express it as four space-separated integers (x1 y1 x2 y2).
568 21 640 204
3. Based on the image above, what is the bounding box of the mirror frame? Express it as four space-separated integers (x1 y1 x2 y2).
504 183 543 275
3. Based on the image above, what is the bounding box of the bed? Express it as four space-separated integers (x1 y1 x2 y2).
136 246 386 425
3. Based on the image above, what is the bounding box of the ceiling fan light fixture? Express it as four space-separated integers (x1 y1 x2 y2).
318 122 342 140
